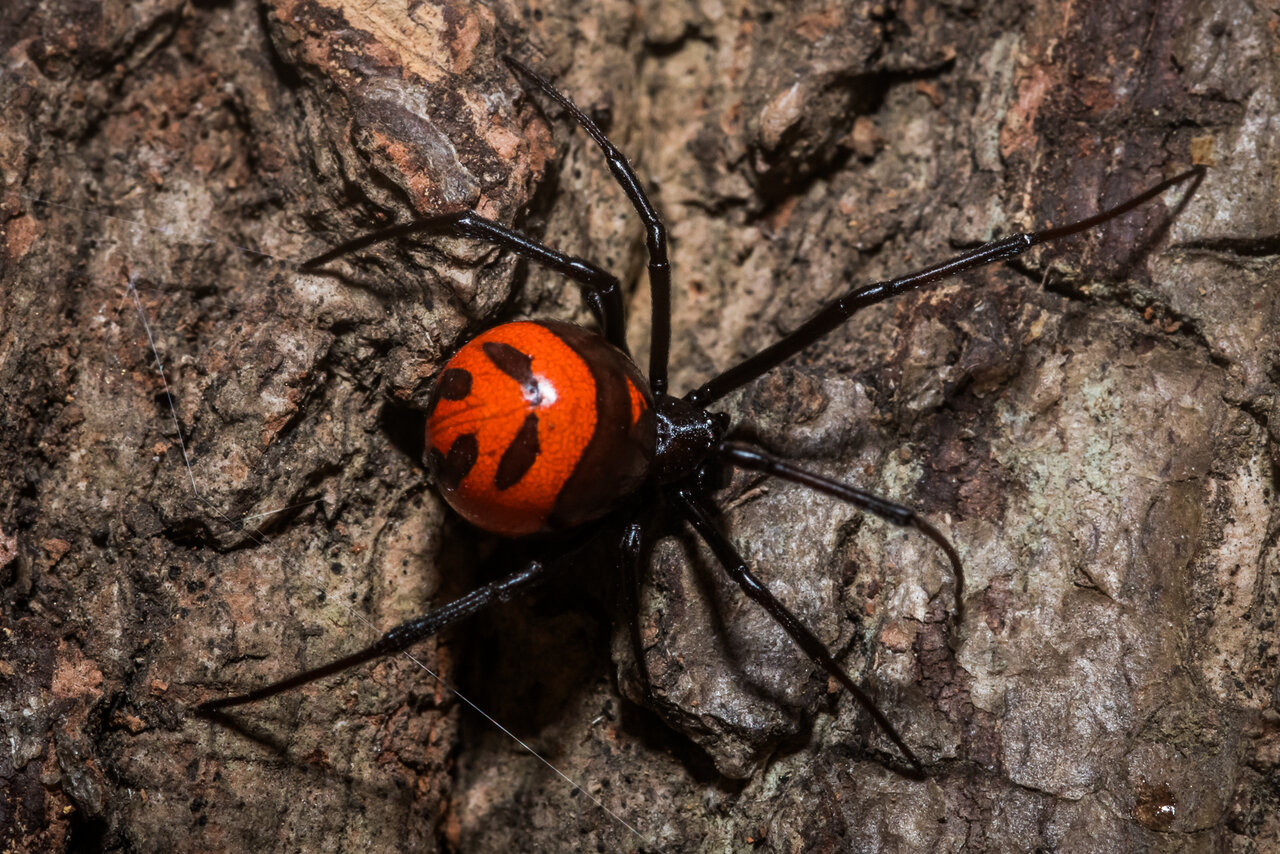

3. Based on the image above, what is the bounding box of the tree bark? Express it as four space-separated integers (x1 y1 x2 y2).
2 0 1277 851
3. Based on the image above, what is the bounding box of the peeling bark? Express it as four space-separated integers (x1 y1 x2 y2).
2 0 1277 851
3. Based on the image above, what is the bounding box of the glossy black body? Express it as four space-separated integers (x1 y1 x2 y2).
652 394 726 485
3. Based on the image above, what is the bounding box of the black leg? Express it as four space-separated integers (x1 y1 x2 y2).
617 519 655 698
720 441 964 624
303 211 629 353
195 558 553 713
504 57 673 395
673 488 926 778
686 166 1206 407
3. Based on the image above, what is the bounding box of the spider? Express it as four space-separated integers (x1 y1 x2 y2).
197 55 1204 777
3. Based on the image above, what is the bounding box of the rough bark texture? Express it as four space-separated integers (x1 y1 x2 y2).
2 0 1278 851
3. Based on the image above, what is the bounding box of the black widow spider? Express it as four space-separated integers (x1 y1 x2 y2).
197 56 1205 777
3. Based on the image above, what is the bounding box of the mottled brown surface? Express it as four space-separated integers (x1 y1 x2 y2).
2 0 1277 851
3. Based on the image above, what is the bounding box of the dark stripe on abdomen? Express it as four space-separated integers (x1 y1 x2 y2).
545 323 654 529
495 413 540 491
435 433 478 490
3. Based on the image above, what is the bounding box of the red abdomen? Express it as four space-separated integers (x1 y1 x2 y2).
425 320 656 536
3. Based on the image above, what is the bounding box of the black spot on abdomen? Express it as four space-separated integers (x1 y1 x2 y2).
437 368 472 400
483 341 541 405
436 434 478 489
495 413 539 490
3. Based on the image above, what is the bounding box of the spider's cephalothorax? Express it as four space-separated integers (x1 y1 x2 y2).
197 55 1205 777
